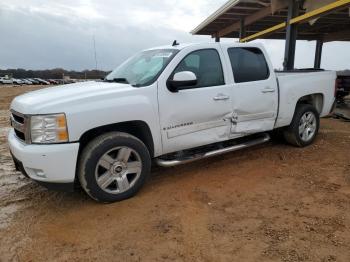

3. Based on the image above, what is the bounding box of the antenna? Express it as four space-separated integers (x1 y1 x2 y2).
93 35 98 70
172 40 179 46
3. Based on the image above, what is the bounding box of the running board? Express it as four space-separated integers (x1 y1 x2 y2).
155 133 270 167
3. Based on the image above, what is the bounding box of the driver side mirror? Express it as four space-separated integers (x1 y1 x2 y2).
167 71 197 92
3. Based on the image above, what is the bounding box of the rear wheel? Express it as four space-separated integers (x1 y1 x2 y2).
78 132 151 203
283 104 320 147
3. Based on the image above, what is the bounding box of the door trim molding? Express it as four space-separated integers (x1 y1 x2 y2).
166 119 228 139
237 111 275 122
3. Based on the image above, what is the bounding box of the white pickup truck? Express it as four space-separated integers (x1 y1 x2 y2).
8 42 336 202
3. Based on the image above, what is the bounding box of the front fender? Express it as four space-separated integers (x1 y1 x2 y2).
65 86 162 156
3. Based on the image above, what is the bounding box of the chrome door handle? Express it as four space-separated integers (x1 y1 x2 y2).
261 88 275 93
213 94 230 101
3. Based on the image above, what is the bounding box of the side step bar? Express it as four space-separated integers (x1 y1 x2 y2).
155 133 270 167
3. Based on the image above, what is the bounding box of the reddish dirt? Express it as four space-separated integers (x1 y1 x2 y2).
0 85 350 262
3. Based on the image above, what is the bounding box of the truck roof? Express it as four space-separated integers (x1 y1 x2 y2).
145 42 265 51
145 43 199 51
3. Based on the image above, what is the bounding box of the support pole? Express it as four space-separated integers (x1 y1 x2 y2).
283 0 299 70
314 40 323 69
239 19 245 40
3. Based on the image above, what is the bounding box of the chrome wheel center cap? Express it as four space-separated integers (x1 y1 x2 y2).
115 166 123 173
111 162 125 175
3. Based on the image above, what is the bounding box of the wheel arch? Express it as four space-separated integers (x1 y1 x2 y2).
296 93 324 115
78 120 155 158
283 103 320 147
275 92 325 129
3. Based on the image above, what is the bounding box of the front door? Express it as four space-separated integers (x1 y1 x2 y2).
158 46 234 154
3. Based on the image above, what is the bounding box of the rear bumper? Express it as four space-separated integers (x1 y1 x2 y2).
8 129 79 186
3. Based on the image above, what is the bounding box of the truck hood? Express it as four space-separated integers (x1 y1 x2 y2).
10 81 136 114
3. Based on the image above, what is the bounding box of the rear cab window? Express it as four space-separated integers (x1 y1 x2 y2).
227 47 270 83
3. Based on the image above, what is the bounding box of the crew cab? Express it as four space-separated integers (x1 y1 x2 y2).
8 42 336 202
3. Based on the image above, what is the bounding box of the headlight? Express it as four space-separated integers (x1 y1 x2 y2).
30 114 69 144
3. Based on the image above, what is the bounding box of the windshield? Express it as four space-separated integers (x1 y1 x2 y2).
105 49 178 87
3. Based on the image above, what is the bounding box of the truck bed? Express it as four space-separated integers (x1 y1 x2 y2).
274 70 336 128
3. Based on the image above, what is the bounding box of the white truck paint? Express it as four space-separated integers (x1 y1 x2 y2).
8 42 336 192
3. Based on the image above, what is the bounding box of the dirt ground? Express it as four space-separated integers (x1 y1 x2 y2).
0 85 350 262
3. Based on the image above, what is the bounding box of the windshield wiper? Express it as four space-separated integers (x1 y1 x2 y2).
104 78 129 84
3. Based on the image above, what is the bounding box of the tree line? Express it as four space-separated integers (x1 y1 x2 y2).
0 68 110 79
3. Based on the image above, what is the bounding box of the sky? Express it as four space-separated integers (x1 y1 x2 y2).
0 0 349 71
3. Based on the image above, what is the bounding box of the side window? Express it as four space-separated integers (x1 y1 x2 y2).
228 47 269 83
173 49 225 88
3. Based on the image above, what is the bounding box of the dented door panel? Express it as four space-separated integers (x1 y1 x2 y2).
222 46 279 134
157 44 235 154
158 85 234 154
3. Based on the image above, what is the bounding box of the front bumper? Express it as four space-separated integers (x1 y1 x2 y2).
8 129 79 185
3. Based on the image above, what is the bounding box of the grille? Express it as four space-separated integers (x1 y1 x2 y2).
12 113 24 124
10 111 30 143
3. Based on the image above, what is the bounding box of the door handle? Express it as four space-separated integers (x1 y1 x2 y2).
213 94 230 101
261 87 275 93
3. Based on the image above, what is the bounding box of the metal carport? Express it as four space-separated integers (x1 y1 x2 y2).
191 0 350 70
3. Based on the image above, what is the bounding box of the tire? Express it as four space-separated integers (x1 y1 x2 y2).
283 104 320 147
78 132 151 203
270 128 285 143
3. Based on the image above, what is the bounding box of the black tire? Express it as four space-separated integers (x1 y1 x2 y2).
283 104 320 147
269 128 285 143
78 132 151 203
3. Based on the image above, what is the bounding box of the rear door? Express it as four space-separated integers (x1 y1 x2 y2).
225 47 278 134
157 45 234 154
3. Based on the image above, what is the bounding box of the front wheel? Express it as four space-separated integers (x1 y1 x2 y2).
283 104 320 147
78 132 151 203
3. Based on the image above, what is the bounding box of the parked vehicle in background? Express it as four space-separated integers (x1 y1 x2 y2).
12 79 24 85
27 78 40 84
64 79 76 84
55 79 65 85
8 42 336 203
34 78 50 85
336 71 350 103
48 79 59 84
21 79 33 85
0 77 13 84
